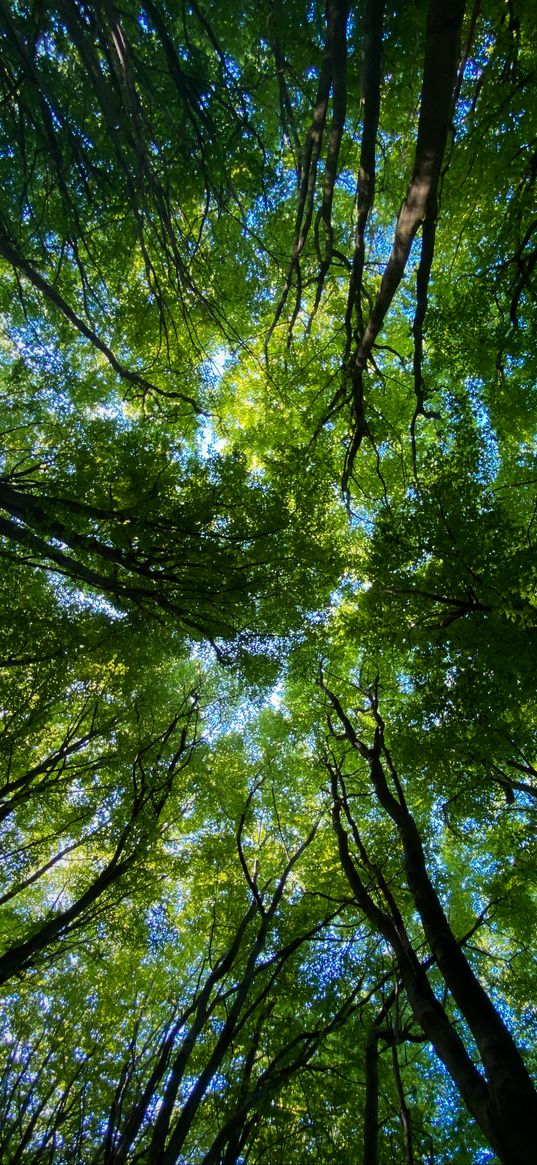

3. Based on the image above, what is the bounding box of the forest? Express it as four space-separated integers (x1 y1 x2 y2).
0 0 536 1161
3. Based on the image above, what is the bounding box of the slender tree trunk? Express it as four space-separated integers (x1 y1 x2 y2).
323 679 537 1165
355 0 466 370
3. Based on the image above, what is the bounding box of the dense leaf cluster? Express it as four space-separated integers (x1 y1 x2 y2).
0 1 536 1162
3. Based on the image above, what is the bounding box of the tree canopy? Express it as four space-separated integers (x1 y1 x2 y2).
0 1 536 1162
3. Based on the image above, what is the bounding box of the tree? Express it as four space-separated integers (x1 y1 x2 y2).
321 671 537 1163
0 0 536 1162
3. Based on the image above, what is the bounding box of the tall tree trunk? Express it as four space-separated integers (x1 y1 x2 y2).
323 679 537 1165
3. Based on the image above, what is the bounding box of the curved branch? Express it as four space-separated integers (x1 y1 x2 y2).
0 228 205 414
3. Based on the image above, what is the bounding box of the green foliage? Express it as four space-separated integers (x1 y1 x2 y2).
0 1 536 1162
